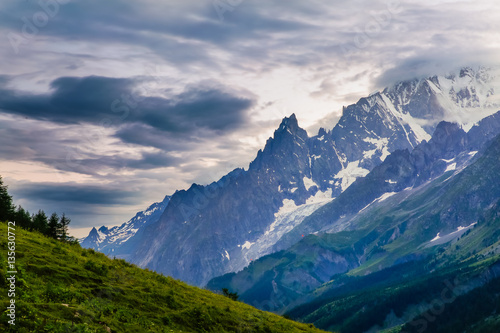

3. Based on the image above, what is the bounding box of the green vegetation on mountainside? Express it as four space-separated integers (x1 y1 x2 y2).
0 222 327 333
286 256 500 333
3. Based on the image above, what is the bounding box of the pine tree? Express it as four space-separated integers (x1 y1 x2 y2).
47 212 60 239
60 213 71 241
32 210 48 234
14 206 32 229
0 176 15 222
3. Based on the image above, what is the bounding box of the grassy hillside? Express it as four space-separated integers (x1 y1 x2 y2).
0 222 327 333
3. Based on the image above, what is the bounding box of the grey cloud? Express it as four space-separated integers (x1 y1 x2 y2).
0 76 134 123
66 152 182 173
0 75 11 86
113 123 201 151
13 182 139 205
0 75 256 136
0 115 181 174
374 49 500 89
0 0 316 68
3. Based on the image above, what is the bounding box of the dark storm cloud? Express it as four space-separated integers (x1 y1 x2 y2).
64 151 181 173
0 75 256 137
0 76 134 123
13 182 139 205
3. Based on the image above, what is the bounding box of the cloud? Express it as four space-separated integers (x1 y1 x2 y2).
374 48 500 89
0 0 316 70
13 182 139 205
0 75 256 136
0 114 181 175
6 178 152 231
0 76 133 123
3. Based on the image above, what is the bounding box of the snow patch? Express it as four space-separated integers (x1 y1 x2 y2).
303 176 317 191
242 241 254 250
431 233 441 242
377 192 397 202
379 93 431 144
445 163 457 172
244 195 334 265
334 160 370 191
306 188 333 204
363 137 390 162
426 222 477 247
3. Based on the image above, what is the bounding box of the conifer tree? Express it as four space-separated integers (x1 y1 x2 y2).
14 206 32 229
0 176 15 222
48 212 60 239
32 210 48 234
60 213 71 241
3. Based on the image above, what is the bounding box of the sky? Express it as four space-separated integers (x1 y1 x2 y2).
0 0 499 238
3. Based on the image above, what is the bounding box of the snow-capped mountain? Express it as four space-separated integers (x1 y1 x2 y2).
274 111 500 253
207 114 500 311
80 195 171 256
83 66 500 287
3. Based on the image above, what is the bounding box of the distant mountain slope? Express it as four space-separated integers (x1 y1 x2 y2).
80 195 171 257
0 222 326 333
84 66 500 287
287 255 500 333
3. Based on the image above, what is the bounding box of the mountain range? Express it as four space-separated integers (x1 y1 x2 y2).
207 114 500 312
82 66 500 288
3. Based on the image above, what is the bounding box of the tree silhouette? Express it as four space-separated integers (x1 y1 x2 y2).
33 210 48 234
48 212 61 239
222 288 239 301
14 206 31 229
60 213 71 241
0 176 14 221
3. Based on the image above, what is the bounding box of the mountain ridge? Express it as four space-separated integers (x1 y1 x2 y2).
83 66 500 287
207 128 500 314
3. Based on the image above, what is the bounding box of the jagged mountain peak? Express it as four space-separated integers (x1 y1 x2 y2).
87 227 98 237
317 127 329 137
98 226 109 234
249 114 309 172
274 113 306 138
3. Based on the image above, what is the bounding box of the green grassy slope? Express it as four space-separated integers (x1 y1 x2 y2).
0 222 327 333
